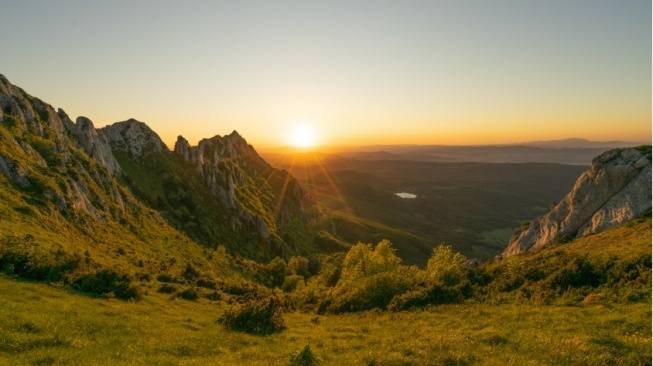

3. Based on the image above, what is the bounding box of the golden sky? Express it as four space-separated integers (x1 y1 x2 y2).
2 1 651 148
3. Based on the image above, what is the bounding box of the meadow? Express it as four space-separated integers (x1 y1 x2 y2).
1 275 650 366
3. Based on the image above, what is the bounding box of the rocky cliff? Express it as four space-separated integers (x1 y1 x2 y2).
173 132 311 244
100 119 169 157
0 73 315 261
502 146 652 257
0 74 132 222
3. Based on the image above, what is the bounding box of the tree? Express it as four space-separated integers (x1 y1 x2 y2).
341 240 402 284
265 257 288 288
426 244 467 286
287 256 311 279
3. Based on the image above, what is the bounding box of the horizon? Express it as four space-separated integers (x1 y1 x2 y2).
1 1 651 148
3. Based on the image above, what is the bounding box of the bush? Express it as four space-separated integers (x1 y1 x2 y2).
282 274 305 292
388 282 469 311
177 287 200 301
157 283 177 294
72 269 142 300
218 294 286 335
0 236 81 282
290 344 319 366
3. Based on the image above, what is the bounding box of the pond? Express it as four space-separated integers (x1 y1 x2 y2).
395 192 416 199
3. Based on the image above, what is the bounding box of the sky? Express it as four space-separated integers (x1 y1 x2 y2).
1 1 651 148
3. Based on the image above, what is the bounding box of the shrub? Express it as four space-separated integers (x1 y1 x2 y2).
177 287 200 301
289 344 319 366
426 244 467 286
157 274 174 283
181 263 201 281
0 236 81 282
217 294 286 335
282 274 305 292
196 277 217 289
72 269 142 300
388 282 468 311
264 257 288 288
157 283 177 294
327 271 414 313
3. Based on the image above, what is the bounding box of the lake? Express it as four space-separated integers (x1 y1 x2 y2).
395 192 417 198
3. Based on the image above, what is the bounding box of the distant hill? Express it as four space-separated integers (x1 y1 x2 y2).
520 138 648 149
263 138 648 165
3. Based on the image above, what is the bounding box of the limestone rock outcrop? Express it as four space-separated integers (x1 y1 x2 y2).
99 118 169 157
60 111 122 175
0 74 131 221
502 147 652 257
173 131 311 241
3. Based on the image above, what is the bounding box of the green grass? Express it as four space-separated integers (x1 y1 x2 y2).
0 275 649 365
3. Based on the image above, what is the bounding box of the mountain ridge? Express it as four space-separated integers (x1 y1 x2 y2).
0 73 317 262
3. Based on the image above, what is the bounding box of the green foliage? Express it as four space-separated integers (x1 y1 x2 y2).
634 145 652 160
264 257 288 288
157 283 177 294
288 256 311 279
299 240 425 313
426 244 467 286
282 274 305 292
24 135 60 166
72 269 142 301
218 294 287 335
471 219 652 305
0 235 81 282
177 287 200 301
340 240 401 284
289 344 319 366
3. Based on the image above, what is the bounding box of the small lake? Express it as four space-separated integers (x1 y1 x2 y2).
395 192 417 199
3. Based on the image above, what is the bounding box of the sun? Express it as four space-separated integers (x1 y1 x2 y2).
289 123 317 148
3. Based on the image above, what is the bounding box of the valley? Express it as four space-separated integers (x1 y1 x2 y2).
262 151 588 262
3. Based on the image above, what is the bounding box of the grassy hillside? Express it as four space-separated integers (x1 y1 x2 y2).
0 218 649 365
0 276 649 365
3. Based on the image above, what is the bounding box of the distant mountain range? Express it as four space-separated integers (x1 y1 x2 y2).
516 138 648 149
262 138 648 165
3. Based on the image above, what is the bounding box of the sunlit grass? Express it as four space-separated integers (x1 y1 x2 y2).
1 275 649 365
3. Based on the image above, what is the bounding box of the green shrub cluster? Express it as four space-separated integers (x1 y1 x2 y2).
289 344 319 366
72 269 142 300
471 249 652 304
0 235 144 301
288 228 651 312
218 294 287 335
292 241 469 314
0 235 80 282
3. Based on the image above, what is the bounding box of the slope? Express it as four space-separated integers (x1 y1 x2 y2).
0 218 649 365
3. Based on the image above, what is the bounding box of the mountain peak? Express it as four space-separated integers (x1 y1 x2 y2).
99 119 169 157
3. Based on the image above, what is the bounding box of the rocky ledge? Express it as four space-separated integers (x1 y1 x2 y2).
502 146 651 258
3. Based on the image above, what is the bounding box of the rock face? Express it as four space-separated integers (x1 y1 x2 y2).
502 147 652 257
173 131 311 241
99 119 169 157
60 111 122 175
0 74 134 221
0 73 314 260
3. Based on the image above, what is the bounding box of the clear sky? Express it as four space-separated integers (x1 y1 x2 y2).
1 1 650 148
